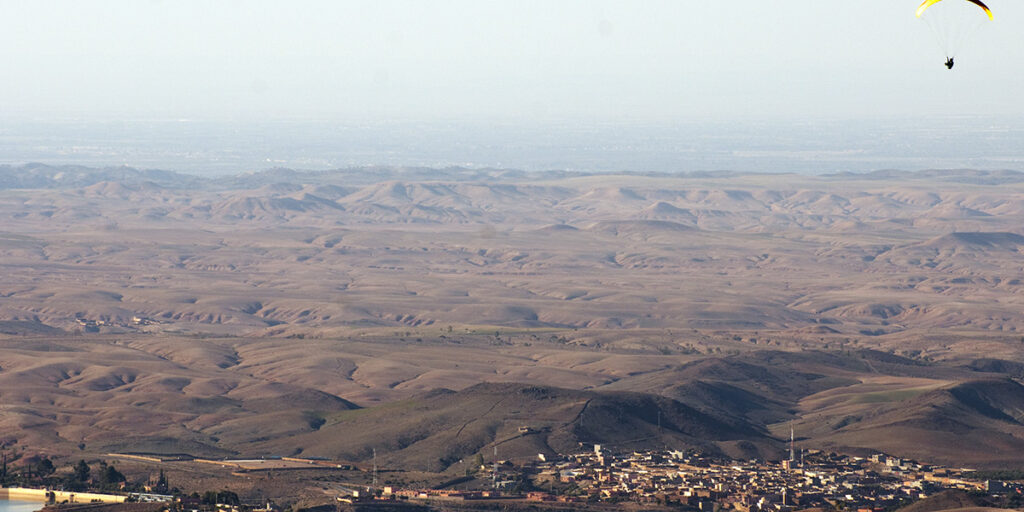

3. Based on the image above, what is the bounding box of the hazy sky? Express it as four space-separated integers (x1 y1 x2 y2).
2 0 1022 122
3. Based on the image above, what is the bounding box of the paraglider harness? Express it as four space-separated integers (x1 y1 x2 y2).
944 57 954 69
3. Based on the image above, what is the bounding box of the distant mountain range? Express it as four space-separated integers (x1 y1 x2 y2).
3 163 1024 191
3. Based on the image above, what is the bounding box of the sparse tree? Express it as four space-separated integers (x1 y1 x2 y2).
73 460 90 483
35 457 55 477
100 464 125 487
156 469 169 492
218 490 240 506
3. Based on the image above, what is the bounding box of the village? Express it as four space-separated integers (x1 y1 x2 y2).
364 447 1023 511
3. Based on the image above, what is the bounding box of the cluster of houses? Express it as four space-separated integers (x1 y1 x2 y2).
73 314 156 332
359 447 1021 511
517 447 1020 510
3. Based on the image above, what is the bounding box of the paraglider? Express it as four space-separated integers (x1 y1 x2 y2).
916 0 993 20
916 0 993 69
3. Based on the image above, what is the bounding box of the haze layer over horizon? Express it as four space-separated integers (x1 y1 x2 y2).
2 117 1024 176
2 1 1023 174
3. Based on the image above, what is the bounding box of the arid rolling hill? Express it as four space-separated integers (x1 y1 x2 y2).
2 333 1023 469
259 382 777 472
1 165 1024 470
1 165 1023 339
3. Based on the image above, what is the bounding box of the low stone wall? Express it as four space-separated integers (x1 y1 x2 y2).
0 488 126 504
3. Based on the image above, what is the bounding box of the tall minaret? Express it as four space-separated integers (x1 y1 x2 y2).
493 446 499 489
789 423 795 462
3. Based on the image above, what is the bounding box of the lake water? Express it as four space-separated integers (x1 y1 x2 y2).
0 501 43 512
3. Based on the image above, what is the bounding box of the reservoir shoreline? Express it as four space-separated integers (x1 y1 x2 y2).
0 499 45 512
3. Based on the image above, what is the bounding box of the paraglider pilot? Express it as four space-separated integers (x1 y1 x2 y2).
944 57 954 69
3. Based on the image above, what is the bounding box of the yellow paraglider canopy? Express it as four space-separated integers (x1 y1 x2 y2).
916 0 993 20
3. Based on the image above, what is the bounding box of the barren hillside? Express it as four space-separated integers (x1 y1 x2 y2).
2 165 1024 469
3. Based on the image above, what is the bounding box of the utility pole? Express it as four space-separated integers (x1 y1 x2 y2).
372 448 377 488
492 446 498 489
